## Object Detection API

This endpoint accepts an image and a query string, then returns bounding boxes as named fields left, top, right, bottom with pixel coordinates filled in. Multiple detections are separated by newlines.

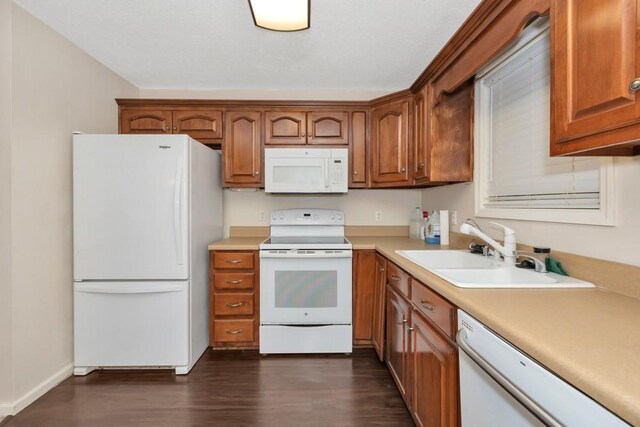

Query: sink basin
left=395, top=250, right=595, bottom=289
left=396, top=250, right=501, bottom=269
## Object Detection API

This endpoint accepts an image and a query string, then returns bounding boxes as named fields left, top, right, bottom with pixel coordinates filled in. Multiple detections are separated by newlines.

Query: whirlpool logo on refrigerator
left=158, top=145, right=171, bottom=149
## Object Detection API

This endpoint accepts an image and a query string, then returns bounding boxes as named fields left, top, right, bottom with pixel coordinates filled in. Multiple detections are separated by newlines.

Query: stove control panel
left=269, top=209, right=345, bottom=225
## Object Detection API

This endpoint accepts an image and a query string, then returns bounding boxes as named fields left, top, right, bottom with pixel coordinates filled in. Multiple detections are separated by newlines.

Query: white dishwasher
left=457, top=310, right=628, bottom=426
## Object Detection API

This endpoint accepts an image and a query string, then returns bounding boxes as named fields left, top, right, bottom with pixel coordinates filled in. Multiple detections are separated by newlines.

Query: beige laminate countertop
left=209, top=235, right=640, bottom=425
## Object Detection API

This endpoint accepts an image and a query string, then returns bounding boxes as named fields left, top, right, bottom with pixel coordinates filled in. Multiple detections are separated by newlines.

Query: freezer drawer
left=74, top=281, right=189, bottom=368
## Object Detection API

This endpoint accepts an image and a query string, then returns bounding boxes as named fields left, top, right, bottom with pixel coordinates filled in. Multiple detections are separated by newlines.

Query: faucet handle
left=489, top=221, right=516, bottom=236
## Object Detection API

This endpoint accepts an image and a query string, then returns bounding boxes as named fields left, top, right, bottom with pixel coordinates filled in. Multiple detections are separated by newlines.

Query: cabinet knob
left=165, top=126, right=170, bottom=131
left=379, top=267, right=385, bottom=272
left=630, top=78, right=640, bottom=92
left=173, top=126, right=177, bottom=131
left=254, top=171, right=259, bottom=176
left=417, top=162, right=424, bottom=169
left=401, top=167, right=406, bottom=172
left=354, top=171, right=359, bottom=175
left=407, top=327, right=415, bottom=333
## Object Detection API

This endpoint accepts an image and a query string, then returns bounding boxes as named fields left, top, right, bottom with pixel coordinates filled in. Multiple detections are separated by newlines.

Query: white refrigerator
left=72, top=134, right=222, bottom=375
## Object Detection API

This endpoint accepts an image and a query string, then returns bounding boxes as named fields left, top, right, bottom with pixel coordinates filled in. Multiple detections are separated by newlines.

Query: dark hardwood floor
left=7, top=349, right=414, bottom=427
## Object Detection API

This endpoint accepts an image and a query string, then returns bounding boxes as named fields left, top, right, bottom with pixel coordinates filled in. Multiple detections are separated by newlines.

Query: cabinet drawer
left=214, top=272, right=254, bottom=290
left=214, top=319, right=255, bottom=342
left=213, top=252, right=254, bottom=270
left=214, top=293, right=254, bottom=316
left=411, top=279, right=455, bottom=339
left=387, top=262, right=410, bottom=298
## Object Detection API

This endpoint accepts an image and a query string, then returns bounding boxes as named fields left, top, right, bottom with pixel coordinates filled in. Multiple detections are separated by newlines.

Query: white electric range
left=259, top=209, right=353, bottom=354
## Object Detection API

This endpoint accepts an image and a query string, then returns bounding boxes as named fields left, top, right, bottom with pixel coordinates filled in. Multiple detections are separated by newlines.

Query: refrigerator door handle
left=173, top=154, right=184, bottom=266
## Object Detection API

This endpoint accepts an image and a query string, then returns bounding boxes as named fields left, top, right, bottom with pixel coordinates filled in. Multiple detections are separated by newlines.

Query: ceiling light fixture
left=248, top=0, right=310, bottom=32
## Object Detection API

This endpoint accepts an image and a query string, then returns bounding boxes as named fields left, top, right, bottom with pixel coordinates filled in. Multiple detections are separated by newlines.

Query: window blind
left=478, top=28, right=600, bottom=210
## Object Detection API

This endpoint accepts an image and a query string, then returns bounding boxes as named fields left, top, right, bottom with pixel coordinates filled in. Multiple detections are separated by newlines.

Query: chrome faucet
left=516, top=251, right=548, bottom=273
left=459, top=219, right=517, bottom=265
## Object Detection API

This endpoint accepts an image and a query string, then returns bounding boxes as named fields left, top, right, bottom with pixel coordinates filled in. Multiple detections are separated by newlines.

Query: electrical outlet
left=259, top=210, right=266, bottom=221
left=375, top=211, right=383, bottom=222
left=451, top=210, right=458, bottom=226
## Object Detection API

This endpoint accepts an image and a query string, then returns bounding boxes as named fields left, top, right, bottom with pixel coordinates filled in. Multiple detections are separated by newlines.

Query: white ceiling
left=13, top=0, right=481, bottom=93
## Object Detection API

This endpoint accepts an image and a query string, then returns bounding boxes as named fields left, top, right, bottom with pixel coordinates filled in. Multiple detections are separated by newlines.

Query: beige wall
left=223, top=189, right=422, bottom=237
left=1, top=4, right=138, bottom=412
left=422, top=156, right=640, bottom=267
left=0, top=0, right=14, bottom=407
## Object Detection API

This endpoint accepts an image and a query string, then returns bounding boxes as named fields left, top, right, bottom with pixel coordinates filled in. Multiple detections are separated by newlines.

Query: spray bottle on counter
left=425, top=210, right=441, bottom=244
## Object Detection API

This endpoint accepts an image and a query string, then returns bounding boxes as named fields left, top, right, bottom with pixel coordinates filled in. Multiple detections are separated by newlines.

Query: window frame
left=473, top=19, right=615, bottom=227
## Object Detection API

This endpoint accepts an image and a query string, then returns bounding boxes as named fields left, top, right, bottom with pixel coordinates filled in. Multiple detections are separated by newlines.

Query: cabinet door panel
left=307, top=111, right=349, bottom=145
left=411, top=311, right=458, bottom=427
left=413, top=88, right=429, bottom=182
left=371, top=99, right=411, bottom=185
left=350, top=111, right=368, bottom=186
left=223, top=111, right=262, bottom=185
left=265, top=111, right=306, bottom=145
left=120, top=109, right=172, bottom=134
left=386, top=286, right=411, bottom=401
left=353, top=251, right=376, bottom=344
left=173, top=110, right=222, bottom=140
left=429, top=82, right=473, bottom=182
left=371, top=254, right=386, bottom=361
left=552, top=0, right=640, bottom=155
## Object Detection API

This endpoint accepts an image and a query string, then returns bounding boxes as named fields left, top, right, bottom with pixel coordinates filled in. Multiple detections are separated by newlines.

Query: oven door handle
left=260, top=250, right=352, bottom=259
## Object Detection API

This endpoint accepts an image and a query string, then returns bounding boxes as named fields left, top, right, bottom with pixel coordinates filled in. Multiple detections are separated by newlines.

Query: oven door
left=260, top=250, right=352, bottom=324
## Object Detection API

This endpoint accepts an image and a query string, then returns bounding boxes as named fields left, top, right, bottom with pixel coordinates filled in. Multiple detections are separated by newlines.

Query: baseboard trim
left=0, top=363, right=73, bottom=416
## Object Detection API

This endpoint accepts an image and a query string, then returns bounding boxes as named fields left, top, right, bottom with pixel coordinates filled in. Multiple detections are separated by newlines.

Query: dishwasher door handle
left=456, top=328, right=563, bottom=427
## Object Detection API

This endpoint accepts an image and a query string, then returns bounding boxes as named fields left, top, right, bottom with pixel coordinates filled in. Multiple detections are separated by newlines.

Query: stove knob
left=331, top=215, right=336, bottom=220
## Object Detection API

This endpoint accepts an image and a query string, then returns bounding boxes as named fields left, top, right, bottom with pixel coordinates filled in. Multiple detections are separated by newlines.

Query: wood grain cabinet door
left=307, top=111, right=349, bottom=145
left=410, top=311, right=458, bottom=427
left=371, top=99, right=411, bottom=185
left=352, top=250, right=376, bottom=344
left=223, top=111, right=262, bottom=186
left=371, top=254, right=387, bottom=362
left=386, top=285, right=412, bottom=403
left=413, top=89, right=430, bottom=183
left=552, top=0, right=640, bottom=156
left=120, top=109, right=172, bottom=134
left=429, top=82, right=473, bottom=182
left=265, top=111, right=306, bottom=145
left=350, top=111, right=368, bottom=186
left=173, top=110, right=222, bottom=140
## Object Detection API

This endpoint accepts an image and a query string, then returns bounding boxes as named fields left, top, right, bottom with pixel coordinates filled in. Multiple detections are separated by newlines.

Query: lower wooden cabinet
left=383, top=256, right=459, bottom=426
left=386, top=285, right=412, bottom=404
left=410, top=309, right=459, bottom=427
left=352, top=250, right=376, bottom=344
left=209, top=250, right=259, bottom=348
left=371, top=254, right=387, bottom=361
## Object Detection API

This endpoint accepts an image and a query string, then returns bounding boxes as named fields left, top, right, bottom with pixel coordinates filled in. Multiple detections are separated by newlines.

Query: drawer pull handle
left=420, top=301, right=435, bottom=312
left=225, top=279, right=243, bottom=284
left=225, top=302, right=245, bottom=308
left=225, top=329, right=243, bottom=335
left=225, top=260, right=243, bottom=264
left=391, top=275, right=401, bottom=282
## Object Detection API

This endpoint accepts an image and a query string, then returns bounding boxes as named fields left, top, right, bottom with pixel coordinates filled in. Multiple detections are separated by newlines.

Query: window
left=474, top=18, right=614, bottom=226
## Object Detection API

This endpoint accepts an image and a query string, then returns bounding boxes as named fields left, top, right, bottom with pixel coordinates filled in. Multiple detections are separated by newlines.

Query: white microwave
left=264, top=148, right=348, bottom=194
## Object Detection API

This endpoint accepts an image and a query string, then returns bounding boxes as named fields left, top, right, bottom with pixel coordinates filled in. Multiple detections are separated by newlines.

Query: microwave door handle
left=325, top=158, right=330, bottom=188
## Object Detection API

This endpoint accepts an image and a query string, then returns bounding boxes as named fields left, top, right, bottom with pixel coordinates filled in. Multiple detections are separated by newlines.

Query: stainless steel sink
left=395, top=250, right=594, bottom=289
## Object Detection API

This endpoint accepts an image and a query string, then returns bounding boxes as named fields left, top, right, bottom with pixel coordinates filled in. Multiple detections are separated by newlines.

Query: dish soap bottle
left=425, top=210, right=441, bottom=244
left=409, top=207, right=422, bottom=239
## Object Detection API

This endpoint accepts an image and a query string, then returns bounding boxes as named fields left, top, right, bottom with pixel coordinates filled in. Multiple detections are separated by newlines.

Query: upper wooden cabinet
left=428, top=81, right=474, bottom=183
left=265, top=111, right=349, bottom=145
left=223, top=111, right=262, bottom=187
left=120, top=107, right=222, bottom=142
left=552, top=0, right=640, bottom=156
left=350, top=111, right=368, bottom=187
left=412, top=87, right=429, bottom=184
left=371, top=97, right=412, bottom=186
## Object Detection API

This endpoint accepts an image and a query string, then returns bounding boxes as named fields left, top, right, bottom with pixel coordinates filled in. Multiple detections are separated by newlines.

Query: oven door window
left=274, top=271, right=338, bottom=308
